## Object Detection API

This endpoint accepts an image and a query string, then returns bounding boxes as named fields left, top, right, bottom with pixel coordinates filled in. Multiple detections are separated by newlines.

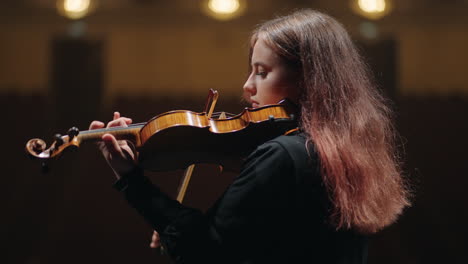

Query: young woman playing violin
left=90, top=9, right=410, bottom=264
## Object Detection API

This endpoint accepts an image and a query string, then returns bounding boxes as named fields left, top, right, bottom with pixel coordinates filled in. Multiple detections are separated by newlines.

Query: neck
left=78, top=123, right=144, bottom=145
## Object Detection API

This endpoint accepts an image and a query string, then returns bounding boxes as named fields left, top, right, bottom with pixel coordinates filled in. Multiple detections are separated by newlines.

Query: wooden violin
left=26, top=90, right=298, bottom=173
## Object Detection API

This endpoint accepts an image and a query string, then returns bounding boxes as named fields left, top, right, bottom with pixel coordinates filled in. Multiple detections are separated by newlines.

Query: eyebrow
left=252, top=61, right=268, bottom=67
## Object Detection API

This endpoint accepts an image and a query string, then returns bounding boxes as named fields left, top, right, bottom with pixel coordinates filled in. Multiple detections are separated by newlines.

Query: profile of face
left=243, top=35, right=299, bottom=108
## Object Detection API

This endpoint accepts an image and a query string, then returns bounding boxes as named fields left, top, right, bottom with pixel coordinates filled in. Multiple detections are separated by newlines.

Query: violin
left=26, top=90, right=298, bottom=173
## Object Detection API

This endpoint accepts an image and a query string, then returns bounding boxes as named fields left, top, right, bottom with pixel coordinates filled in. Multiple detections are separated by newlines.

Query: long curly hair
left=250, top=9, right=410, bottom=234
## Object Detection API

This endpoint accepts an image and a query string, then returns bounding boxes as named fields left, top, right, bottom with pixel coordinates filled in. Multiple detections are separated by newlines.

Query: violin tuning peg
left=268, top=115, right=275, bottom=123
left=54, top=134, right=64, bottom=147
left=67, top=127, right=79, bottom=139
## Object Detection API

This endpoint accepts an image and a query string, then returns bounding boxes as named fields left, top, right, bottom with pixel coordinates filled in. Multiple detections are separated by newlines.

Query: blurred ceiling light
left=202, top=0, right=246, bottom=21
left=351, top=0, right=392, bottom=20
left=209, top=0, right=239, bottom=13
left=359, top=0, right=385, bottom=13
left=56, top=0, right=97, bottom=20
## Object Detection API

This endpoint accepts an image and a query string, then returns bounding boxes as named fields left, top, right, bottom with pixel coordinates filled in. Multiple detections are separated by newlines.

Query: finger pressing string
left=102, top=134, right=122, bottom=155
left=106, top=117, right=132, bottom=128
left=89, top=121, right=105, bottom=130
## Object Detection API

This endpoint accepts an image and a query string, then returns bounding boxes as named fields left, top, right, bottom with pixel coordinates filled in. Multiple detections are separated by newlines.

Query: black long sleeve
left=114, top=134, right=368, bottom=264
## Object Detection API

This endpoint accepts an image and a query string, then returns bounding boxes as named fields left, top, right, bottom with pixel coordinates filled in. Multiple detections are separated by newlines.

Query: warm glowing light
left=358, top=0, right=386, bottom=13
left=202, top=0, right=246, bottom=21
left=351, top=0, right=392, bottom=20
left=56, top=0, right=96, bottom=20
left=64, top=0, right=90, bottom=13
left=208, top=0, right=240, bottom=14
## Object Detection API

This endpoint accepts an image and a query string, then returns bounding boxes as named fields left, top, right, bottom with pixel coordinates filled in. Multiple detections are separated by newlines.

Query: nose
left=243, top=73, right=256, bottom=96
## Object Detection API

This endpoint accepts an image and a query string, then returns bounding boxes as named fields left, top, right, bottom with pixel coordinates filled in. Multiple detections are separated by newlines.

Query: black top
left=115, top=133, right=368, bottom=264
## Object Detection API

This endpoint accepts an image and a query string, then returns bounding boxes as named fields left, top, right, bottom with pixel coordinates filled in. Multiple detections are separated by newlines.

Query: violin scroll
left=26, top=128, right=81, bottom=160
left=26, top=138, right=47, bottom=155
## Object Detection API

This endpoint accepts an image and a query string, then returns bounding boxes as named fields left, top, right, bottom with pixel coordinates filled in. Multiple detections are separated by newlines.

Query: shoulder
left=249, top=132, right=311, bottom=158
left=243, top=133, right=307, bottom=168
left=269, top=132, right=311, bottom=156
left=242, top=137, right=295, bottom=179
left=265, top=132, right=318, bottom=170
left=242, top=132, right=319, bottom=182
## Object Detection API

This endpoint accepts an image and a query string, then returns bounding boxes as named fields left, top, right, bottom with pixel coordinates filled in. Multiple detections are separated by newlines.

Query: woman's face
left=243, top=36, right=298, bottom=108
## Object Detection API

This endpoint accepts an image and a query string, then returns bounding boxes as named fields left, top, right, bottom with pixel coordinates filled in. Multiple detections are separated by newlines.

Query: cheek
left=260, top=81, right=290, bottom=104
left=275, top=71, right=299, bottom=98
left=271, top=79, right=295, bottom=98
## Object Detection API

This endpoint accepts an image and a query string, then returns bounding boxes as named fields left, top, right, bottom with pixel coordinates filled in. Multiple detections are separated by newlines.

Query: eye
left=255, top=71, right=267, bottom=77
left=253, top=64, right=268, bottom=78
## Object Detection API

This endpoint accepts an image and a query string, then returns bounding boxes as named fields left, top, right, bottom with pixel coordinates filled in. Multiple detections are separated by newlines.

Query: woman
left=90, top=9, right=410, bottom=263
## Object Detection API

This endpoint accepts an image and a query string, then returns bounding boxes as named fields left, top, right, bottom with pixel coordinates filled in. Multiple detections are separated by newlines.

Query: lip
left=251, top=100, right=259, bottom=108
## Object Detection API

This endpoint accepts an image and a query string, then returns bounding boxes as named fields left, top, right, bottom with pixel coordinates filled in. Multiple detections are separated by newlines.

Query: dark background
left=1, top=1, right=467, bottom=263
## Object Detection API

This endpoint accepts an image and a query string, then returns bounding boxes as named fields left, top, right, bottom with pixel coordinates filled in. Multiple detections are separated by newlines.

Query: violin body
left=137, top=104, right=297, bottom=172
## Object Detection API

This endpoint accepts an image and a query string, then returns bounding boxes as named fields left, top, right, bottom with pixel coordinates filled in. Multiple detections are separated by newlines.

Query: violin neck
left=78, top=125, right=143, bottom=145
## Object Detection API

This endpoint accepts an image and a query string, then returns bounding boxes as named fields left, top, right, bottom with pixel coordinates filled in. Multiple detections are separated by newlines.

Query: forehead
left=251, top=37, right=281, bottom=66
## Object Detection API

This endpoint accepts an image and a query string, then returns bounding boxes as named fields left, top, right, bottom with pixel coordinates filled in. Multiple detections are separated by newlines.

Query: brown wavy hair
left=250, top=9, right=410, bottom=234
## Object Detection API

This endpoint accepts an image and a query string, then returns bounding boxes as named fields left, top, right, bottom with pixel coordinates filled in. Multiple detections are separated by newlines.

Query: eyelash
left=255, top=71, right=267, bottom=77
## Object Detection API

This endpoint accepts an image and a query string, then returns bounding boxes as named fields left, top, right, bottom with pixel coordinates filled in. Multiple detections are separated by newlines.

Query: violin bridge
left=219, top=111, right=227, bottom=119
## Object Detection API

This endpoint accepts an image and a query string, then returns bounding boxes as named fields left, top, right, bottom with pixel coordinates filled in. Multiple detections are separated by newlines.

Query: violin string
left=128, top=122, right=146, bottom=127
left=81, top=111, right=237, bottom=135
left=81, top=124, right=145, bottom=135
left=211, top=112, right=236, bottom=118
